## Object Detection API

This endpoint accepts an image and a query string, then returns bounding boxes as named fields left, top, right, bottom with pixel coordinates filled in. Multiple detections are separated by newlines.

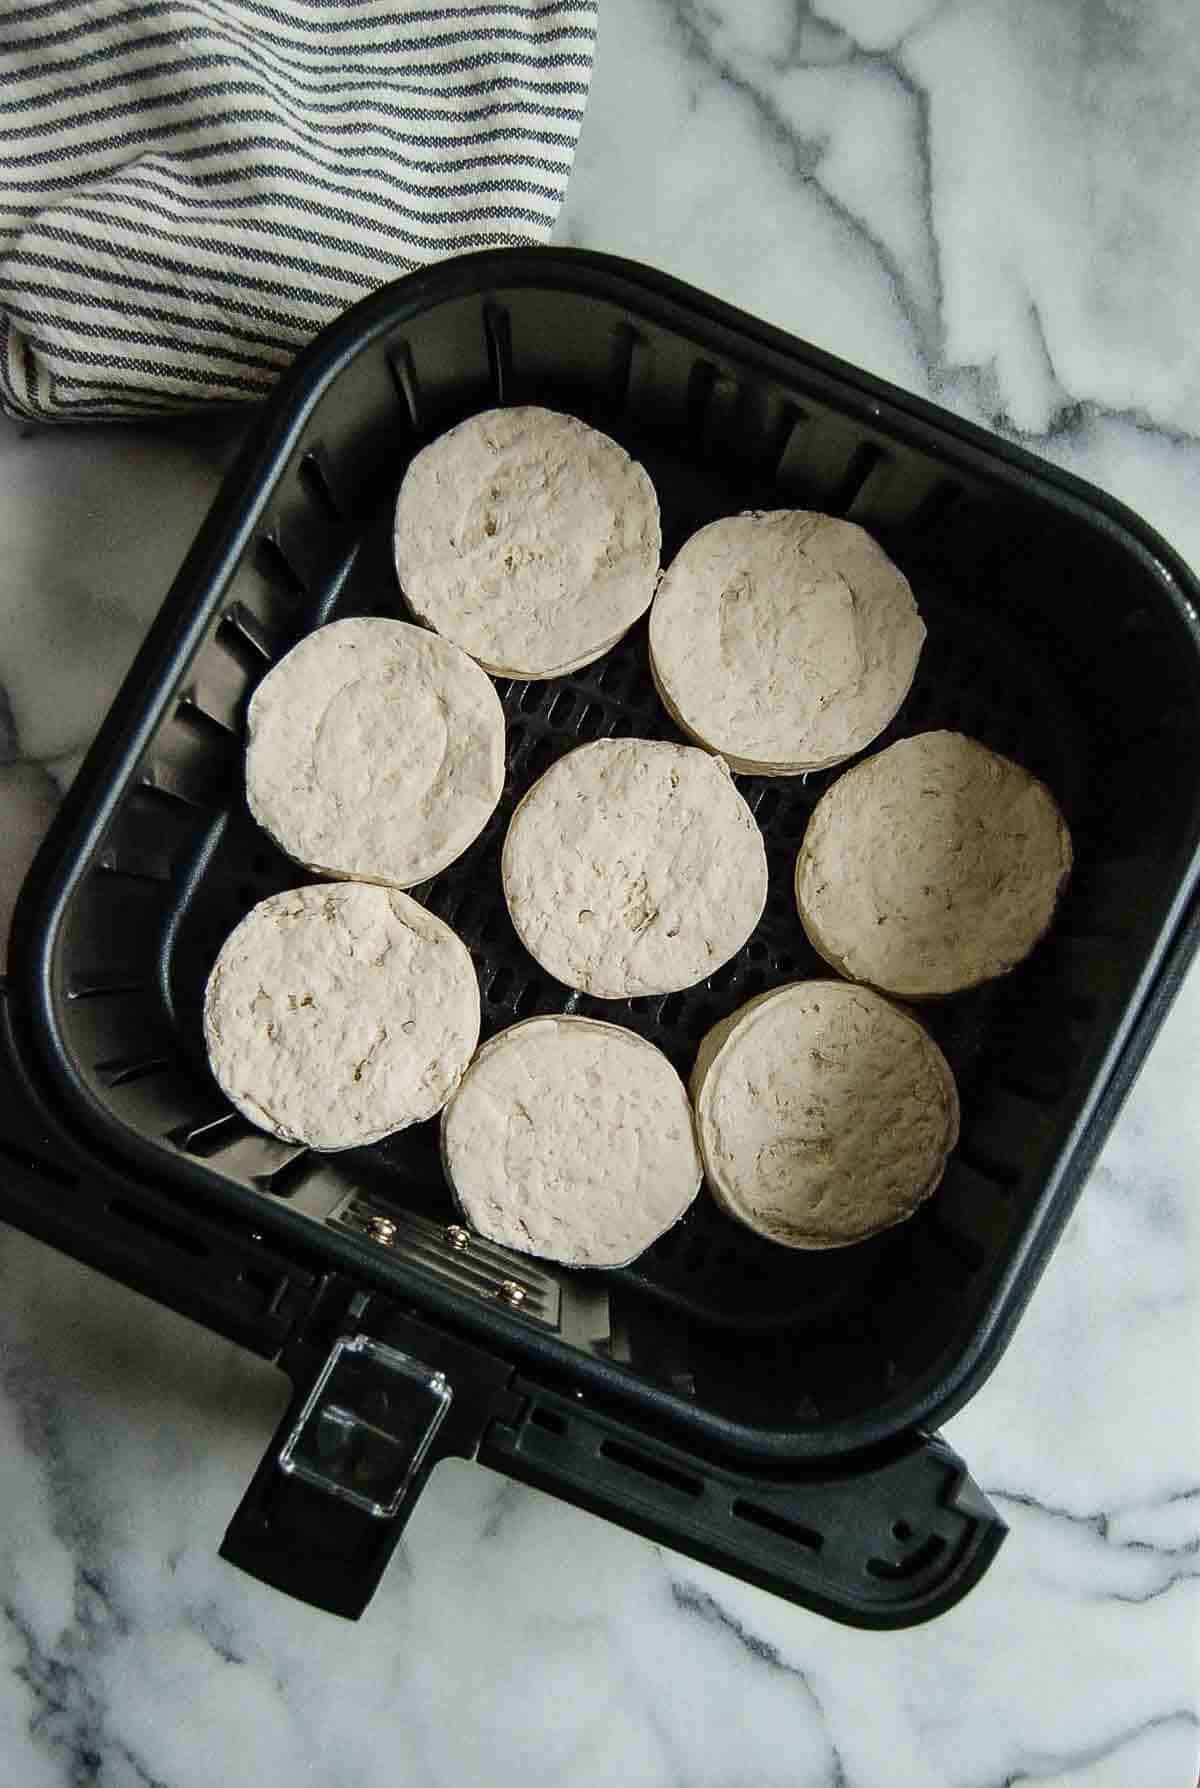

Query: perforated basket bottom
left=165, top=430, right=1088, bottom=1339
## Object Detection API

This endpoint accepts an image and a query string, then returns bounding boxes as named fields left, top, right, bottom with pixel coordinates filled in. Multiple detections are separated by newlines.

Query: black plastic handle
left=220, top=1307, right=522, bottom=1618
left=482, top=1383, right=1005, bottom=1630
left=219, top=1290, right=1004, bottom=1627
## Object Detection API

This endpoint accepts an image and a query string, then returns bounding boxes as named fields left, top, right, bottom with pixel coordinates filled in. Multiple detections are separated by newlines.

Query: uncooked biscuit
left=441, top=1015, right=701, bottom=1267
left=204, top=882, right=480, bottom=1151
left=393, top=406, right=661, bottom=678
left=692, top=981, right=959, bottom=1249
left=795, top=730, right=1072, bottom=997
left=501, top=737, right=768, bottom=998
left=245, top=616, right=504, bottom=889
left=649, top=510, right=925, bottom=774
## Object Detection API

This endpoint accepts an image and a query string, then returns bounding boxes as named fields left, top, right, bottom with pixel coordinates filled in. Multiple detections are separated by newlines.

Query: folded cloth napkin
left=0, top=0, right=597, bottom=420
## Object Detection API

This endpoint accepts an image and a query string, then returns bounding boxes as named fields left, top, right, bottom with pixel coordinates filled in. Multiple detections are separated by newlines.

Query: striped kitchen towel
left=0, top=0, right=598, bottom=421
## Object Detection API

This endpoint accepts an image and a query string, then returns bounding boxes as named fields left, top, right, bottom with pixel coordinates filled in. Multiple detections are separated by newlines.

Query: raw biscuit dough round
left=501, top=737, right=768, bottom=998
left=795, top=730, right=1073, bottom=998
left=204, top=882, right=480, bottom=1151
left=692, top=980, right=959, bottom=1249
left=649, top=510, right=925, bottom=774
left=441, top=1015, right=701, bottom=1267
left=393, top=406, right=661, bottom=678
left=245, top=616, right=504, bottom=889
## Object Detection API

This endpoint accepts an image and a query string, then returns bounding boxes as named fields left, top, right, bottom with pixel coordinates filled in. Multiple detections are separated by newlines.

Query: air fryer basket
left=6, top=250, right=1200, bottom=1628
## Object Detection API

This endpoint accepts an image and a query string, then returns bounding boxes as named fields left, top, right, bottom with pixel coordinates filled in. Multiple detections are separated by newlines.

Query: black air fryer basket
left=6, top=251, right=1200, bottom=1628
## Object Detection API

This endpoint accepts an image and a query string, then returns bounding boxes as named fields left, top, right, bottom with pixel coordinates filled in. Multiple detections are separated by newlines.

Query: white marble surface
left=2, top=2, right=1199, bottom=1783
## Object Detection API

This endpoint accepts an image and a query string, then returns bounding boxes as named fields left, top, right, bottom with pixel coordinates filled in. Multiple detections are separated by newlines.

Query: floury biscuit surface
left=394, top=406, right=661, bottom=677
left=204, top=883, right=480, bottom=1151
left=442, top=1015, right=701, bottom=1267
left=796, top=730, right=1072, bottom=997
left=501, top=737, right=768, bottom=997
left=649, top=510, right=925, bottom=774
left=692, top=981, right=959, bottom=1249
left=246, top=617, right=504, bottom=889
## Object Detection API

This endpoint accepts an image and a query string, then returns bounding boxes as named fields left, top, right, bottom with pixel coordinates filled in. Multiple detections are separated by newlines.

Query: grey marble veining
left=1, top=2, right=1198, bottom=1783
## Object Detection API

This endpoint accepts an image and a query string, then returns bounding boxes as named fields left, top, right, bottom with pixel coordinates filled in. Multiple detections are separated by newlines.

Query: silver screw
left=497, top=1279, right=526, bottom=1308
left=366, top=1214, right=398, bottom=1246
left=445, top=1224, right=471, bottom=1253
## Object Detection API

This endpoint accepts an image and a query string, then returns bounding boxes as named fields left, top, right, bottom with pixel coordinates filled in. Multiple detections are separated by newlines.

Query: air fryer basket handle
left=481, top=1382, right=1006, bottom=1630
left=219, top=1308, right=522, bottom=1618
left=220, top=1292, right=1004, bottom=1627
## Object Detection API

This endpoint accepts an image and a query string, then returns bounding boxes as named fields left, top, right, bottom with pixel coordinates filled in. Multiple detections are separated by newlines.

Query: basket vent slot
left=95, top=852, right=171, bottom=885
left=608, top=320, right=639, bottom=413
left=528, top=1405, right=567, bottom=1437
left=298, top=449, right=343, bottom=522
left=238, top=1264, right=290, bottom=1311
left=108, top=1197, right=208, bottom=1258
left=483, top=302, right=513, bottom=403
left=686, top=358, right=719, bottom=436
left=833, top=441, right=886, bottom=514
left=169, top=1114, right=245, bottom=1158
left=176, top=695, right=238, bottom=743
left=256, top=534, right=307, bottom=602
left=731, top=1499, right=823, bottom=1553
left=953, top=1142, right=1021, bottom=1190
left=761, top=402, right=805, bottom=482
left=387, top=338, right=422, bottom=427
left=910, top=479, right=964, bottom=539
left=95, top=1054, right=171, bottom=1089
left=67, top=979, right=147, bottom=1002
left=253, top=1150, right=312, bottom=1198
left=219, top=602, right=279, bottom=664
left=0, top=1138, right=79, bottom=1191
left=598, top=1439, right=703, bottom=1499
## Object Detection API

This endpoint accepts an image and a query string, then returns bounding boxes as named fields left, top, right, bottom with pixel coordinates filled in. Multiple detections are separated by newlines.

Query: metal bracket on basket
left=325, top=1193, right=613, bottom=1352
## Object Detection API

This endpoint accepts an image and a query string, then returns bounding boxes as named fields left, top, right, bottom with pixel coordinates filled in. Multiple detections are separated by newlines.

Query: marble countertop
left=2, top=3, right=1198, bottom=1784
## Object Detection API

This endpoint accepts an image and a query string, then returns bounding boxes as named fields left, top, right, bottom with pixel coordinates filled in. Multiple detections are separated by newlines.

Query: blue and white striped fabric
left=0, top=1, right=597, bottom=420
